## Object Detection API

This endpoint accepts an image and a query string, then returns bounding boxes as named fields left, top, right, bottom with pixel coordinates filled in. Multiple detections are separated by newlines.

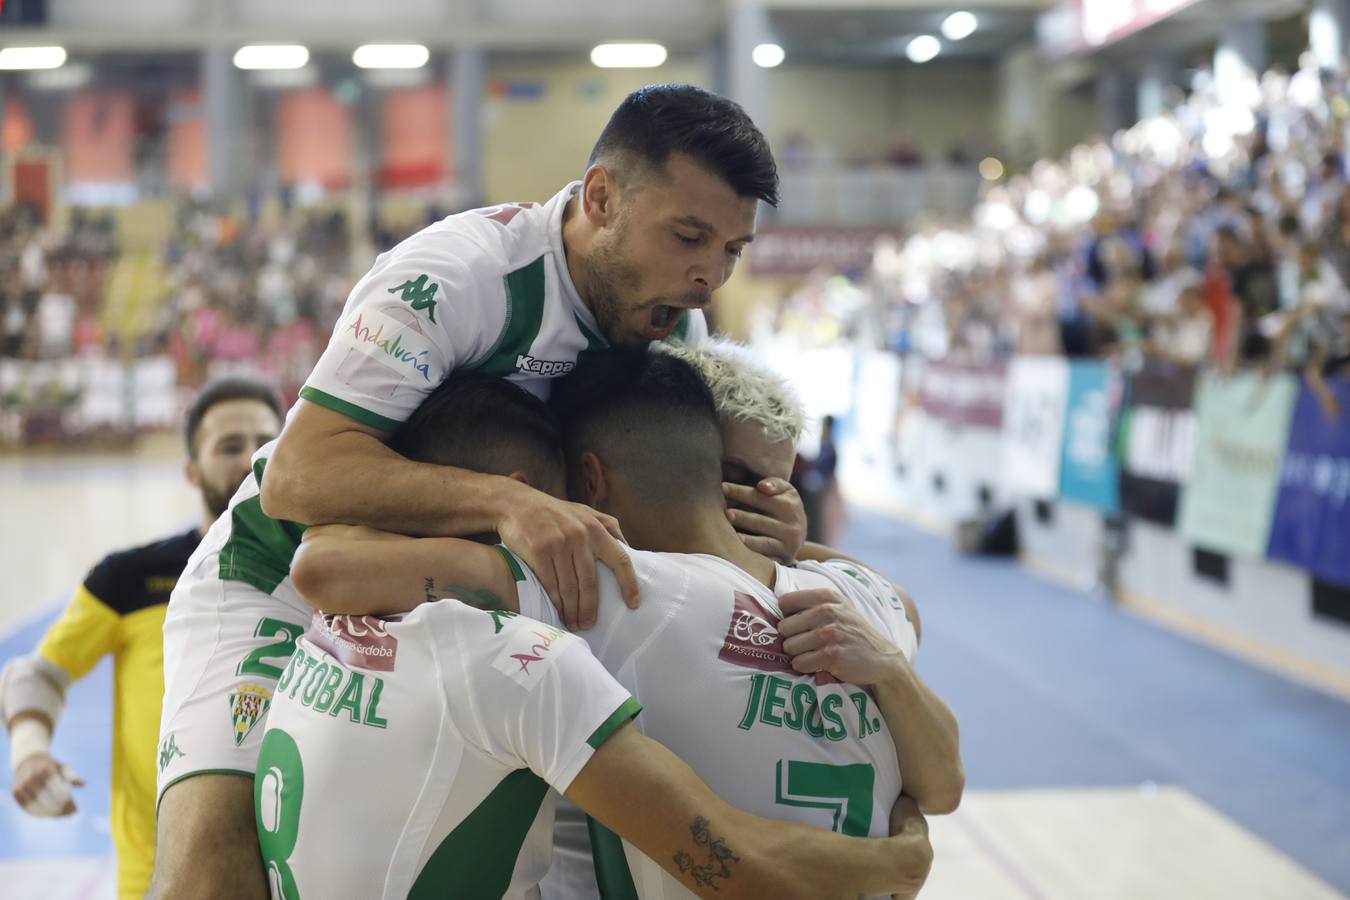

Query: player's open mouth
left=643, top=304, right=681, bottom=340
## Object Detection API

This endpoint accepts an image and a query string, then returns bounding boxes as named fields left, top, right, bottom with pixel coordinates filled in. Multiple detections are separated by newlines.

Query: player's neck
left=627, top=506, right=776, bottom=587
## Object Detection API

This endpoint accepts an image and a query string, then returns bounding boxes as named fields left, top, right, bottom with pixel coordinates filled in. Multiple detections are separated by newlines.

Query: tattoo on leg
left=672, top=816, right=740, bottom=891
left=422, top=578, right=503, bottom=611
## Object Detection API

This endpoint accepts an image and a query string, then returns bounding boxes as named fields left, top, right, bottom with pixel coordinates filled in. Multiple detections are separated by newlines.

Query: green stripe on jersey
left=407, top=768, right=550, bottom=900
left=218, top=458, right=307, bottom=595
left=297, top=386, right=401, bottom=432
left=588, top=817, right=640, bottom=900
left=587, top=698, right=642, bottom=750
left=475, top=256, right=547, bottom=376
left=665, top=311, right=691, bottom=344
left=573, top=313, right=608, bottom=370
left=493, top=544, right=526, bottom=583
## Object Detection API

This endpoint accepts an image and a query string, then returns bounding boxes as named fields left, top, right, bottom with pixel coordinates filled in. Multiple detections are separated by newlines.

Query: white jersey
left=256, top=602, right=638, bottom=900
left=219, top=184, right=707, bottom=595
left=509, top=547, right=918, bottom=900
left=300, top=182, right=705, bottom=430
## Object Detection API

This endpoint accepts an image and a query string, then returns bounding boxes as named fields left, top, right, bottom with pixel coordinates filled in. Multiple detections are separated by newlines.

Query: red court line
left=953, top=807, right=1057, bottom=900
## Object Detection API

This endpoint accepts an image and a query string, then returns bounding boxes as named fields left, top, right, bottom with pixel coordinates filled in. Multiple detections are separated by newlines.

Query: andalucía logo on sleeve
left=228, top=683, right=273, bottom=746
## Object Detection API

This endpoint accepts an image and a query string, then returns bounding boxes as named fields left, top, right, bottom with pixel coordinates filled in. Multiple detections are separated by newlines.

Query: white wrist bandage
left=9, top=717, right=50, bottom=771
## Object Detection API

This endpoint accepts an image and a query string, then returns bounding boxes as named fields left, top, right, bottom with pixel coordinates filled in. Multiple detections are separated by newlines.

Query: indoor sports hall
left=2, top=2, right=1348, bottom=899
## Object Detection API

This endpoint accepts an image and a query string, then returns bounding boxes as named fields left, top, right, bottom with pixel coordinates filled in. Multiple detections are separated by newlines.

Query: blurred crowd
left=844, top=53, right=1350, bottom=414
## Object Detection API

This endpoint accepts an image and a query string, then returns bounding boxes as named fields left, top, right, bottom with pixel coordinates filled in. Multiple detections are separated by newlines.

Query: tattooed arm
left=567, top=723, right=933, bottom=900
left=290, top=524, right=519, bottom=617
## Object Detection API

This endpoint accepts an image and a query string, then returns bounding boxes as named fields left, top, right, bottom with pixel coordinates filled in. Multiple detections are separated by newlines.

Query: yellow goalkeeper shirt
left=35, top=527, right=199, bottom=900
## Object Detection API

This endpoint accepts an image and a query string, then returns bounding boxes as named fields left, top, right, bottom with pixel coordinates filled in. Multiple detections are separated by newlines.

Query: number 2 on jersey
left=256, top=728, right=305, bottom=899
left=774, top=760, right=875, bottom=837
left=238, top=617, right=306, bottom=679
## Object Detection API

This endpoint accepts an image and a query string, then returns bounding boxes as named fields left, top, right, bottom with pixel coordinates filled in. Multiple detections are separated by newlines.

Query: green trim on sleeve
left=493, top=544, right=527, bottom=583
left=588, top=816, right=641, bottom=900
left=156, top=768, right=256, bottom=817
left=586, top=697, right=642, bottom=751
left=297, top=386, right=401, bottom=432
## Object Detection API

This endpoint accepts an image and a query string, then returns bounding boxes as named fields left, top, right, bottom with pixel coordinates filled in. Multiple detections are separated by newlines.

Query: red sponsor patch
left=307, top=614, right=402, bottom=672
left=719, top=592, right=836, bottom=684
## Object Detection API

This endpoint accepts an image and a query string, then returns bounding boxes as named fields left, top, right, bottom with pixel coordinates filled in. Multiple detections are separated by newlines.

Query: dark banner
left=746, top=228, right=899, bottom=277
left=919, top=360, right=1008, bottom=430
left=1119, top=365, right=1197, bottom=526
left=1267, top=377, right=1350, bottom=587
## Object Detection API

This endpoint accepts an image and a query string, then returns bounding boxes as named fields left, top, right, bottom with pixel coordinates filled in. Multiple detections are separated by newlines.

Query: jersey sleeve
left=37, top=575, right=124, bottom=683
left=299, top=232, right=507, bottom=432
left=495, top=546, right=564, bottom=631
left=803, top=560, right=918, bottom=663
left=441, top=607, right=639, bottom=794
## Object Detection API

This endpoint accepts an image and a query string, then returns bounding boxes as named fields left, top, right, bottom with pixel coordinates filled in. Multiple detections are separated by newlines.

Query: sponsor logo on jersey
left=228, top=683, right=273, bottom=747
left=308, top=614, right=402, bottom=673
left=157, top=733, right=185, bottom=773
left=339, top=308, right=438, bottom=383
left=515, top=354, right=575, bottom=377
left=492, top=619, right=574, bottom=689
left=719, top=592, right=837, bottom=684
left=387, top=274, right=439, bottom=323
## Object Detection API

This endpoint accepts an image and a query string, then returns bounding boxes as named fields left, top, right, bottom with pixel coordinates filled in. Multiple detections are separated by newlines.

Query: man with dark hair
left=152, top=84, right=794, bottom=900
left=0, top=376, right=282, bottom=900
left=291, top=356, right=960, bottom=899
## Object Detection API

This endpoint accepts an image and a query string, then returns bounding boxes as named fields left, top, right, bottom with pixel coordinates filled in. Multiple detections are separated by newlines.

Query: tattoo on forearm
left=672, top=816, right=740, bottom=891
left=423, top=577, right=503, bottom=610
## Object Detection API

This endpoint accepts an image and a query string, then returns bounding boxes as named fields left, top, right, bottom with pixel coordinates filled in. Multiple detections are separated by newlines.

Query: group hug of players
left=2, top=83, right=962, bottom=899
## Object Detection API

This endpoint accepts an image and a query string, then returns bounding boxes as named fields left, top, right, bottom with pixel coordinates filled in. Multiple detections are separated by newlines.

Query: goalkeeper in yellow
left=0, top=377, right=282, bottom=900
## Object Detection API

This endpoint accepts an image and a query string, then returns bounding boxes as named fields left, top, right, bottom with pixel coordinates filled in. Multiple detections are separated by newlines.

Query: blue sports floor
left=2, top=509, right=1348, bottom=898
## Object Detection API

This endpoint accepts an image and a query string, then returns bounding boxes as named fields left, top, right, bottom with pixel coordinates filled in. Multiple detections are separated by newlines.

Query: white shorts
left=156, top=515, right=312, bottom=804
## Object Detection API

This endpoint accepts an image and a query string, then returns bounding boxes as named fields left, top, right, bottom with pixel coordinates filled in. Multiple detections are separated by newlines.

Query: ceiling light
left=590, top=43, right=667, bottom=69
left=979, top=157, right=1004, bottom=180
left=907, top=35, right=941, bottom=64
left=233, top=44, right=310, bottom=71
left=942, top=12, right=978, bottom=42
left=0, top=46, right=67, bottom=70
left=753, top=43, right=785, bottom=68
left=353, top=44, right=430, bottom=70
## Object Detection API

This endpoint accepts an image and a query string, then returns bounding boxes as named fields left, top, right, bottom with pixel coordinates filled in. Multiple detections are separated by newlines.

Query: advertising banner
left=1119, top=365, right=1197, bottom=526
left=919, top=360, right=1007, bottom=430
left=1268, top=377, right=1350, bottom=586
left=1177, top=372, right=1298, bottom=556
left=1003, top=356, right=1070, bottom=497
left=1058, top=360, right=1121, bottom=512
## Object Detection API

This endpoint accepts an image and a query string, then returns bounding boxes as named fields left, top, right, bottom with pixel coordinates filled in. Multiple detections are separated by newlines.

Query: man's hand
left=497, top=487, right=640, bottom=630
left=888, top=795, right=931, bottom=900
left=723, top=478, right=807, bottom=564
left=778, top=588, right=904, bottom=686
left=11, top=753, right=83, bottom=817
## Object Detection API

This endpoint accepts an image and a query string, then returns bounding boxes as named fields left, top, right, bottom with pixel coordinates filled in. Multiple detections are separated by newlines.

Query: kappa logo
left=228, top=683, right=273, bottom=747
left=387, top=274, right=439, bottom=323
left=157, top=733, right=185, bottom=773
left=491, top=619, right=574, bottom=689
left=719, top=592, right=837, bottom=684
left=515, top=354, right=574, bottom=377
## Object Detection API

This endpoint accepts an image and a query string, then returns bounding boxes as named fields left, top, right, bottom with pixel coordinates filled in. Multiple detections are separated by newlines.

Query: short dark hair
left=183, top=377, right=284, bottom=458
left=550, top=350, right=723, bottom=504
left=588, top=83, right=779, bottom=207
left=391, top=373, right=564, bottom=492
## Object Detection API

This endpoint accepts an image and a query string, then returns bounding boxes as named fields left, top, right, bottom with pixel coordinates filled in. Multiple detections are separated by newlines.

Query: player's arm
left=568, top=723, right=933, bottom=900
left=290, top=524, right=524, bottom=618
left=262, top=402, right=637, bottom=628
left=796, top=542, right=922, bottom=643
left=779, top=587, right=963, bottom=815
left=2, top=583, right=117, bottom=816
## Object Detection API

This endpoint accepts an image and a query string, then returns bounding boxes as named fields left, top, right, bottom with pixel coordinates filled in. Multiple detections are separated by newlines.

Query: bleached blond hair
left=656, top=339, right=804, bottom=446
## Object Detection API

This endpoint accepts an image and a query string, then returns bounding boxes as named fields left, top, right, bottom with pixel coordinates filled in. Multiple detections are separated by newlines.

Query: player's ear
left=580, top=164, right=616, bottom=227
left=505, top=470, right=531, bottom=486
left=184, top=458, right=201, bottom=489
left=579, top=451, right=608, bottom=505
